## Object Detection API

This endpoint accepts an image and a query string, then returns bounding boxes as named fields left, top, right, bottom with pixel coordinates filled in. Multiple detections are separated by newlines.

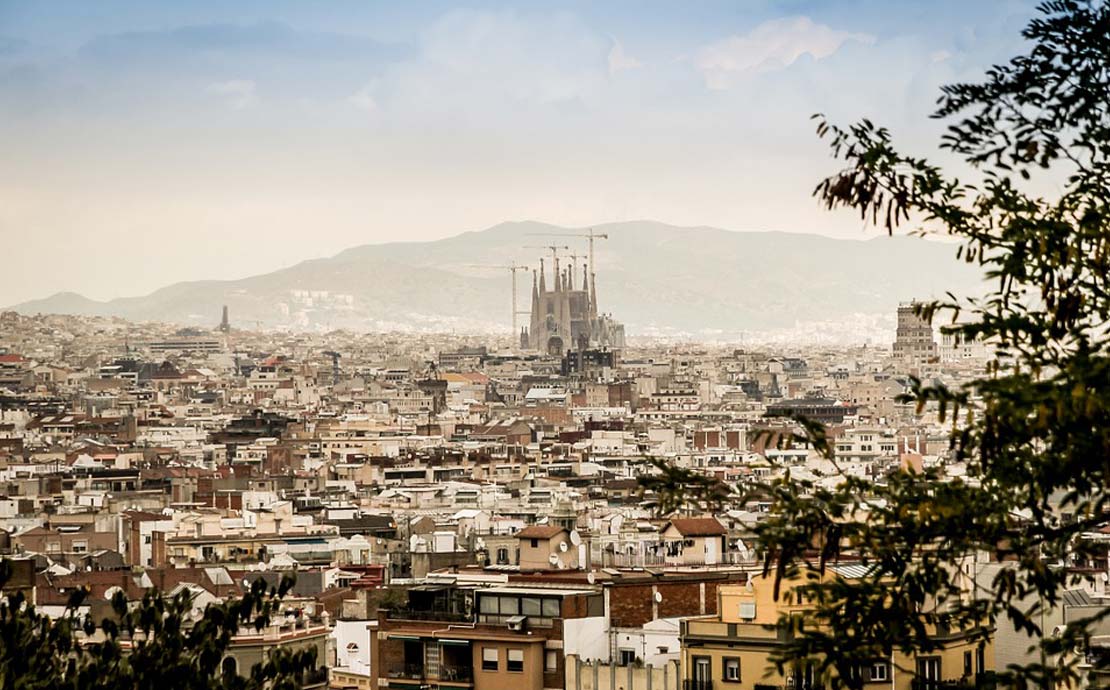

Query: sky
left=0, top=0, right=1039, bottom=305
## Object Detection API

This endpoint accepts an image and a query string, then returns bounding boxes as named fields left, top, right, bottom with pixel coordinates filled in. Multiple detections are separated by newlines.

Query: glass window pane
left=500, top=597, right=519, bottom=615
left=542, top=599, right=560, bottom=617
left=522, top=597, right=542, bottom=616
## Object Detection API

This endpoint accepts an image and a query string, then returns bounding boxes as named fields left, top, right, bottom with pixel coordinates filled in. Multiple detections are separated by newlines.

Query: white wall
left=563, top=616, right=610, bottom=662
left=331, top=619, right=374, bottom=674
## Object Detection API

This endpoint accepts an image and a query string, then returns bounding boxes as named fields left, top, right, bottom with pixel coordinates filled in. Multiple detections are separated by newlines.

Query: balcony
left=438, top=666, right=474, bottom=684
left=384, top=663, right=425, bottom=681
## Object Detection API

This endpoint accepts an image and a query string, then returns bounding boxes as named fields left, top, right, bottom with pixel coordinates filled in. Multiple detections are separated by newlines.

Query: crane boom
left=525, top=230, right=608, bottom=277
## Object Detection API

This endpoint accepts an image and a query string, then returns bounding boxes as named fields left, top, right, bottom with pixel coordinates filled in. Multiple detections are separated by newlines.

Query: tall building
left=893, top=301, right=936, bottom=362
left=219, top=305, right=230, bottom=333
left=521, top=258, right=625, bottom=355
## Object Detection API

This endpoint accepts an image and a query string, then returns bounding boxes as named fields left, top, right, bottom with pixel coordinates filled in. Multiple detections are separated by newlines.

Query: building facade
left=522, top=259, right=625, bottom=355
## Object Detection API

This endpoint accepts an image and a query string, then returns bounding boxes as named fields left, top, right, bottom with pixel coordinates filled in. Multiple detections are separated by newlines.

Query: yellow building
left=680, top=565, right=993, bottom=690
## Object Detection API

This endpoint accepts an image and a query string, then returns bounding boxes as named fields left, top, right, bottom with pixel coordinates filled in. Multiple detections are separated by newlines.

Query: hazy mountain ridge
left=10, top=221, right=982, bottom=336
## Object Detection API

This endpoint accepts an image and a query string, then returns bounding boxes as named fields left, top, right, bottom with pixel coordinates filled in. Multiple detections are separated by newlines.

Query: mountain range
left=9, top=221, right=984, bottom=338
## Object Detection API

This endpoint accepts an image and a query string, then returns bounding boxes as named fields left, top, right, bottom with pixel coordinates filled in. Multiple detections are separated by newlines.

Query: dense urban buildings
left=0, top=302, right=1090, bottom=690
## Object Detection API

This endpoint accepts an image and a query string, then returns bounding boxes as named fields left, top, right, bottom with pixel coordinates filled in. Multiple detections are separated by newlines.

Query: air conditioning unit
left=507, top=615, right=527, bottom=632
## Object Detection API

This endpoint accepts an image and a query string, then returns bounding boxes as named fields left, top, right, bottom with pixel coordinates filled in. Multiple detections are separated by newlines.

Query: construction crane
left=566, top=252, right=587, bottom=289
left=464, top=264, right=531, bottom=335
left=522, top=244, right=569, bottom=264
left=525, top=230, right=608, bottom=277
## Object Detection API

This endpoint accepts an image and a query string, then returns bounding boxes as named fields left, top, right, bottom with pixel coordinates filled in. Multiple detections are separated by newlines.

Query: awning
left=440, top=639, right=471, bottom=646
left=388, top=634, right=421, bottom=641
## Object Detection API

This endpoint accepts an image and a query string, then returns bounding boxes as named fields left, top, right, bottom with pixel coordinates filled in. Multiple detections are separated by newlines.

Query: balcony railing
left=438, top=666, right=474, bottom=683
left=684, top=680, right=713, bottom=690
left=384, top=664, right=425, bottom=680
left=385, top=608, right=474, bottom=623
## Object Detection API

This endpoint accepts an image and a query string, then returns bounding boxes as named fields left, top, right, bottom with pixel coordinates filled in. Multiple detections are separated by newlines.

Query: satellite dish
left=569, top=530, right=582, bottom=546
left=654, top=591, right=663, bottom=603
left=549, top=553, right=560, bottom=566
left=587, top=572, right=596, bottom=585
left=559, top=541, right=569, bottom=552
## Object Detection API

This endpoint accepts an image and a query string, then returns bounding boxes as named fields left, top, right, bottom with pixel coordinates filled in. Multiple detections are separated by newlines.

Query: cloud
left=207, top=79, right=255, bottom=109
left=348, top=84, right=377, bottom=112
left=351, top=9, right=611, bottom=123
left=608, top=37, right=641, bottom=76
left=697, top=16, right=874, bottom=90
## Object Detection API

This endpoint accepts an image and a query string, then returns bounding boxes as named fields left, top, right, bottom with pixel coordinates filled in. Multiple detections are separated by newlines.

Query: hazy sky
left=0, top=0, right=1037, bottom=304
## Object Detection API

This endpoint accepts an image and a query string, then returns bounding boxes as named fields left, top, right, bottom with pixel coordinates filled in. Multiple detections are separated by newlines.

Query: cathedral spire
left=538, top=259, right=546, bottom=294
left=553, top=256, right=560, bottom=291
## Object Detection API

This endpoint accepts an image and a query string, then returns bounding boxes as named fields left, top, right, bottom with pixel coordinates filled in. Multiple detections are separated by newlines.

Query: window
left=530, top=539, right=539, bottom=548
left=724, top=658, right=741, bottom=682
left=508, top=649, right=524, bottom=673
left=739, top=602, right=756, bottom=620
left=964, top=651, right=972, bottom=677
left=480, top=597, right=499, bottom=614
left=693, top=657, right=712, bottom=684
left=482, top=648, right=499, bottom=671
left=619, top=650, right=636, bottom=666
left=523, top=597, right=542, bottom=616
left=497, top=547, right=510, bottom=564
left=72, top=540, right=88, bottom=554
left=976, top=647, right=985, bottom=675
left=917, top=658, right=941, bottom=682
left=545, top=650, right=558, bottom=673
left=870, top=663, right=888, bottom=682
left=542, top=598, right=560, bottom=617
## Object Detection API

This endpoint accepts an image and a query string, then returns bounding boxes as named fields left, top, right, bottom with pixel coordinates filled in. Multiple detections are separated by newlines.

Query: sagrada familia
left=521, top=257, right=626, bottom=355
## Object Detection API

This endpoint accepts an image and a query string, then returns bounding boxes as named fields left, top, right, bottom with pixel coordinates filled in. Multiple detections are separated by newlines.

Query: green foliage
left=759, top=2, right=1110, bottom=689
left=638, top=456, right=733, bottom=516
left=374, top=586, right=408, bottom=612
left=640, top=2, right=1110, bottom=689
left=0, top=560, right=318, bottom=690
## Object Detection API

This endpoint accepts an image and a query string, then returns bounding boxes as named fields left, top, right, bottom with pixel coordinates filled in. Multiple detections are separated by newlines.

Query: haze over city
left=2, top=0, right=1035, bottom=305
